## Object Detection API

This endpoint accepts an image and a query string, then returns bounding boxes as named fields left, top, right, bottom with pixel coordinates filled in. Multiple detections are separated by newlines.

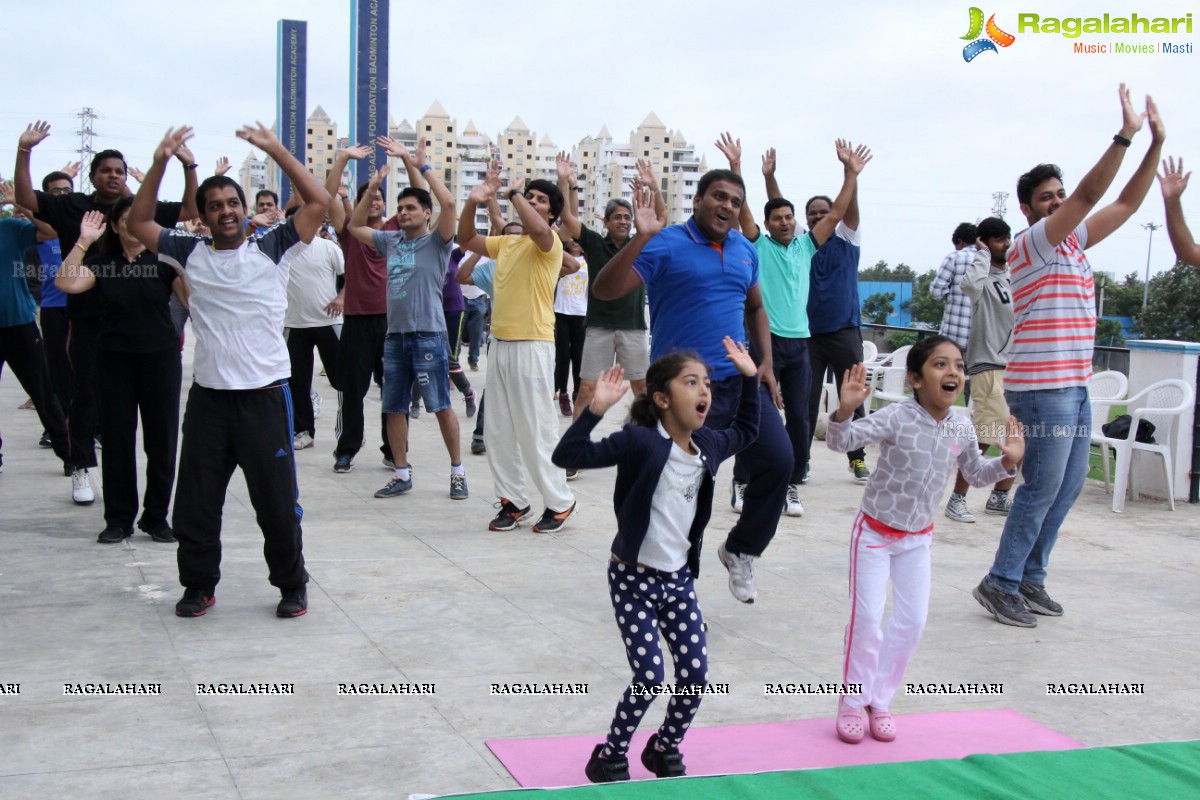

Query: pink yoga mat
left=486, top=708, right=1082, bottom=787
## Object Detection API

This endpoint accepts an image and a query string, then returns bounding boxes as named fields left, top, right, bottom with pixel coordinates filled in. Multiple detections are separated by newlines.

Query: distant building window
left=445, top=168, right=452, bottom=183
left=316, top=135, right=324, bottom=142
left=447, top=126, right=454, bottom=133
left=664, top=137, right=670, bottom=144
left=306, top=143, right=312, bottom=149
left=307, top=128, right=313, bottom=134
left=644, top=136, right=650, bottom=142
left=436, top=147, right=443, bottom=155
left=661, top=178, right=668, bottom=191
left=508, top=138, right=513, bottom=145
left=327, top=158, right=333, bottom=165
left=435, top=133, right=443, bottom=141
left=517, top=144, right=524, bottom=152
left=426, top=125, right=432, bottom=131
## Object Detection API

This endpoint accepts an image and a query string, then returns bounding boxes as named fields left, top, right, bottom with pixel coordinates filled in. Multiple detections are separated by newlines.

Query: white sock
left=450, top=463, right=465, bottom=477
left=395, top=467, right=411, bottom=481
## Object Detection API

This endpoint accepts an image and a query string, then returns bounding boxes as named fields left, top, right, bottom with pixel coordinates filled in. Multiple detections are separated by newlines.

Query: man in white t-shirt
left=282, top=208, right=344, bottom=451
left=130, top=123, right=331, bottom=621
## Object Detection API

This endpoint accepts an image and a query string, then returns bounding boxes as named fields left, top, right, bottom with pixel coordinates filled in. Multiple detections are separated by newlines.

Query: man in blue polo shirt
left=592, top=170, right=789, bottom=604
left=715, top=135, right=871, bottom=518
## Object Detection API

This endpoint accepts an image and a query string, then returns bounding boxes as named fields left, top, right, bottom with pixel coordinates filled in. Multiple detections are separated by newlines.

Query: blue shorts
left=382, top=331, right=451, bottom=414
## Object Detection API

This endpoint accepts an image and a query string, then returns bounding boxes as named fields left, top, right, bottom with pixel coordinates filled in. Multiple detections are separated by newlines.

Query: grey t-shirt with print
left=372, top=229, right=453, bottom=334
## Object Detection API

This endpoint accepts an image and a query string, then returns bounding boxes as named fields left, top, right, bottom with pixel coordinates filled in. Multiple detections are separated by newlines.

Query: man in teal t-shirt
left=716, top=136, right=871, bottom=517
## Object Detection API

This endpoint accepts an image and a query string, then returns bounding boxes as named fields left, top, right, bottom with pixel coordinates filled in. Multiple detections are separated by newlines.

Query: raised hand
left=0, top=180, right=14, bottom=205
left=18, top=121, right=51, bottom=150
left=413, top=136, right=428, bottom=169
left=1146, top=95, right=1165, bottom=143
left=555, top=151, right=576, bottom=183
left=632, top=186, right=666, bottom=238
left=589, top=366, right=628, bottom=416
left=761, top=148, right=777, bottom=177
left=837, top=363, right=873, bottom=417
left=836, top=139, right=873, bottom=174
left=507, top=170, right=526, bottom=199
left=376, top=135, right=411, bottom=160
left=128, top=167, right=146, bottom=184
left=998, top=415, right=1025, bottom=469
left=369, top=163, right=391, bottom=185
left=1118, top=83, right=1147, bottom=138
left=632, top=157, right=656, bottom=192
left=175, top=137, right=197, bottom=167
left=1158, top=156, right=1192, bottom=201
left=235, top=121, right=280, bottom=151
left=214, top=156, right=231, bottom=176
left=152, top=126, right=195, bottom=164
left=60, top=161, right=82, bottom=180
left=340, top=144, right=373, bottom=160
left=78, top=209, right=106, bottom=246
left=723, top=337, right=756, bottom=377
left=715, top=131, right=741, bottom=167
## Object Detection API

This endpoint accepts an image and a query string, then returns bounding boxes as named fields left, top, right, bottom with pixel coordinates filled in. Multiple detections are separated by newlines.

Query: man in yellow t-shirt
left=458, top=160, right=575, bottom=533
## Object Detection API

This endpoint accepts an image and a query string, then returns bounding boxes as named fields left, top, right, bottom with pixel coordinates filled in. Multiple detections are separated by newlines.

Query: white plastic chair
left=1088, top=370, right=1129, bottom=488
left=1091, top=378, right=1193, bottom=512
left=862, top=340, right=878, bottom=365
left=871, top=365, right=909, bottom=410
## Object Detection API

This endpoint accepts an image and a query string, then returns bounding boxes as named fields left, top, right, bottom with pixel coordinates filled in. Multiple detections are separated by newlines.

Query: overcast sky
left=5, top=0, right=1197, bottom=282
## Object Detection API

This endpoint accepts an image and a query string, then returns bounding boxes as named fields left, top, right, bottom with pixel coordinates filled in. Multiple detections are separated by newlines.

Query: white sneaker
left=785, top=484, right=805, bottom=517
left=294, top=431, right=314, bottom=450
left=311, top=391, right=323, bottom=420
left=71, top=468, right=95, bottom=505
left=985, top=491, right=1013, bottom=515
left=944, top=493, right=975, bottom=523
left=730, top=480, right=746, bottom=514
left=717, top=542, right=757, bottom=603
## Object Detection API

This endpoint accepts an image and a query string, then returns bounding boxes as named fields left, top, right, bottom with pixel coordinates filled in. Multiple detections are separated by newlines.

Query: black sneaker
left=176, top=588, right=215, bottom=618
left=585, top=743, right=630, bottom=783
left=97, top=526, right=133, bottom=544
left=471, top=437, right=486, bottom=455
left=489, top=499, right=531, bottom=531
left=1019, top=581, right=1063, bottom=616
left=972, top=578, right=1036, bottom=628
left=277, top=586, right=308, bottom=618
left=641, top=733, right=686, bottom=778
left=39, top=432, right=52, bottom=448
left=532, top=501, right=576, bottom=533
left=333, top=454, right=354, bottom=473
left=138, top=521, right=177, bottom=543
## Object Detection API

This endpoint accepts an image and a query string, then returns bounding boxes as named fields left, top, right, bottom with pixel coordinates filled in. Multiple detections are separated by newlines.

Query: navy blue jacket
left=551, top=375, right=759, bottom=576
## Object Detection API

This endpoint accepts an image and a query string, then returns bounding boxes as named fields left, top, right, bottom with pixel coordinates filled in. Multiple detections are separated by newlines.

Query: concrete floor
left=1, top=340, right=1198, bottom=799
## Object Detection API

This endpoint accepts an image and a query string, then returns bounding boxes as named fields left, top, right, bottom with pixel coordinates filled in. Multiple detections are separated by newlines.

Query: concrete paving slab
left=2, top=339, right=1198, bottom=796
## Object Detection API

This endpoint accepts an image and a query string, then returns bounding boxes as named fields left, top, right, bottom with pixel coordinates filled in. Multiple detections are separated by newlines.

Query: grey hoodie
left=961, top=247, right=1013, bottom=374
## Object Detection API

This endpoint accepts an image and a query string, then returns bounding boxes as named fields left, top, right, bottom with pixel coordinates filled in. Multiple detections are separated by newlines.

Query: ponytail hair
left=629, top=350, right=704, bottom=428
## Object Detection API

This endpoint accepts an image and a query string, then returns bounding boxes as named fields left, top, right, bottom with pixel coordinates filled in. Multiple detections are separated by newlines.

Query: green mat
left=445, top=740, right=1200, bottom=799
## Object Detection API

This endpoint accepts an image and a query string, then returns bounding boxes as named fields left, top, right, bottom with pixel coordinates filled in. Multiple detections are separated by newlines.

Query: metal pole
left=1141, top=221, right=1161, bottom=310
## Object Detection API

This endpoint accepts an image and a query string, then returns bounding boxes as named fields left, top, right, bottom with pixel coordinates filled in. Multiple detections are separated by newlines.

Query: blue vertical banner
left=276, top=19, right=308, bottom=206
left=349, top=0, right=388, bottom=193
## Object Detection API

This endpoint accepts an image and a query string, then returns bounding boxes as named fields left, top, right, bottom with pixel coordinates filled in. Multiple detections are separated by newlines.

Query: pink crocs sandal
left=866, top=706, right=897, bottom=742
left=836, top=698, right=865, bottom=744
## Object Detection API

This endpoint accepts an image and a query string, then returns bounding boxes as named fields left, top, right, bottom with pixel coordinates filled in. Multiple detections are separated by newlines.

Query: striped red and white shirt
left=1004, top=219, right=1095, bottom=390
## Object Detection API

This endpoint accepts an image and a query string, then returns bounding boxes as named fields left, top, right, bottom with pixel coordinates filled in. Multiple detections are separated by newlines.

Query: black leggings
left=554, top=313, right=585, bottom=396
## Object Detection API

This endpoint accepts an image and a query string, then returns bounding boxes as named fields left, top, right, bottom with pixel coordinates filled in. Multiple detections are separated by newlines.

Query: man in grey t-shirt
left=348, top=136, right=465, bottom=501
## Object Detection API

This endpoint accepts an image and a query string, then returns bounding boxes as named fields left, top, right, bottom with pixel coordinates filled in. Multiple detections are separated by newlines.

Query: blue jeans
left=987, top=387, right=1090, bottom=594
left=382, top=331, right=451, bottom=414
left=464, top=295, right=488, bottom=366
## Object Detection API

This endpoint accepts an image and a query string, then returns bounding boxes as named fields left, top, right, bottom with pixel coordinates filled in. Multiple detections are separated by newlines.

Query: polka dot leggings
left=602, top=560, right=708, bottom=758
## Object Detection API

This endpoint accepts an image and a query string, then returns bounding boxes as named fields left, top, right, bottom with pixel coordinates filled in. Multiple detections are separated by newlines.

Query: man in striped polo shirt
left=973, top=85, right=1164, bottom=628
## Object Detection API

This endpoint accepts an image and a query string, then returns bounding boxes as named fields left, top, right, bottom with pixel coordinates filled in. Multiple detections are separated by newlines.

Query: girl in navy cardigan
left=552, top=336, right=759, bottom=783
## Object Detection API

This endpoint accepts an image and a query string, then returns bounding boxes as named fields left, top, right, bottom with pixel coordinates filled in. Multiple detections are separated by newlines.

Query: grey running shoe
left=718, top=542, right=756, bottom=603
left=973, top=578, right=1037, bottom=627
left=450, top=473, right=469, bottom=500
left=730, top=480, right=746, bottom=514
left=1019, top=581, right=1063, bottom=616
left=374, top=475, right=413, bottom=498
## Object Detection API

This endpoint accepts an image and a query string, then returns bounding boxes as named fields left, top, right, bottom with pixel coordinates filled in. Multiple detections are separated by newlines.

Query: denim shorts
left=382, top=331, right=451, bottom=413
